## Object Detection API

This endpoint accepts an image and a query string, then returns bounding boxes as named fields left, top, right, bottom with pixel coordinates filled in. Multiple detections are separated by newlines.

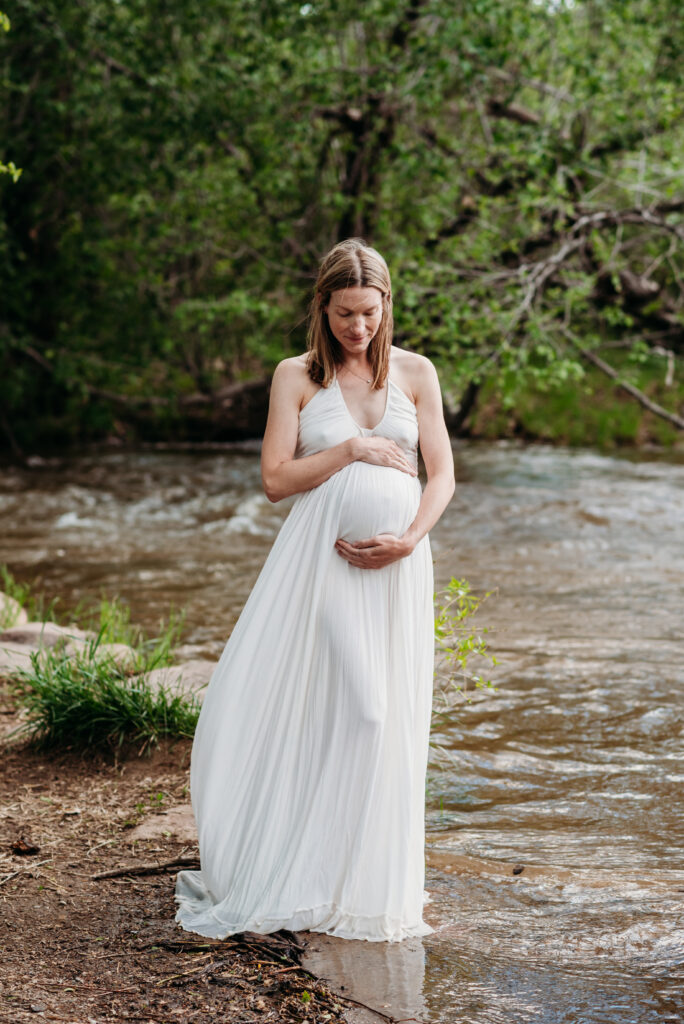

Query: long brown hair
left=306, top=238, right=393, bottom=390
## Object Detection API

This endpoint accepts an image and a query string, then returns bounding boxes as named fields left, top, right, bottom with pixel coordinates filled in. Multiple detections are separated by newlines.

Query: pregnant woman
left=175, top=238, right=455, bottom=942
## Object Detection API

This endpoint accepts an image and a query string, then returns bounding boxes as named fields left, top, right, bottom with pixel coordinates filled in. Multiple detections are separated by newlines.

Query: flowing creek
left=1, top=441, right=682, bottom=1023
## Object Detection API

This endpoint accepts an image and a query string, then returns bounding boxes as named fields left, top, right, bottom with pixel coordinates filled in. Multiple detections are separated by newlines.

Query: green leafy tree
left=0, top=1, right=682, bottom=451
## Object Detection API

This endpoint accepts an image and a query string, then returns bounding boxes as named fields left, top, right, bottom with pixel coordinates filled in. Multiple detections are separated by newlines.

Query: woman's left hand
left=335, top=533, right=415, bottom=569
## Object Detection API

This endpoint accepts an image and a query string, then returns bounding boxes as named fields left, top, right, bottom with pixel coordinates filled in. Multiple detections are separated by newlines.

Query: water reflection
left=302, top=932, right=428, bottom=1021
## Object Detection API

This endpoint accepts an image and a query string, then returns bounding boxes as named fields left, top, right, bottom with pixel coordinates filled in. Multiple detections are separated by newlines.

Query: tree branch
left=567, top=337, right=684, bottom=430
left=484, top=66, right=575, bottom=104
left=485, top=98, right=540, bottom=126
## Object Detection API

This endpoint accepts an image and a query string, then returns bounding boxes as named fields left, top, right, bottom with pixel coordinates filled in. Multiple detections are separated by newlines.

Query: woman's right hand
left=352, top=436, right=417, bottom=476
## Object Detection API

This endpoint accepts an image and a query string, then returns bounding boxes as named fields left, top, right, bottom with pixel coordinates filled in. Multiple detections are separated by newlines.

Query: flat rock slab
left=0, top=592, right=28, bottom=629
left=92, top=642, right=139, bottom=669
left=139, top=660, right=215, bottom=700
left=0, top=640, right=39, bottom=678
left=126, top=804, right=197, bottom=842
left=0, top=621, right=94, bottom=648
left=62, top=640, right=139, bottom=669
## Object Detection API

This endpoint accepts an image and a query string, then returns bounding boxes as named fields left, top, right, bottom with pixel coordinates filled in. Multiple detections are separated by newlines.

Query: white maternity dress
left=174, top=371, right=435, bottom=942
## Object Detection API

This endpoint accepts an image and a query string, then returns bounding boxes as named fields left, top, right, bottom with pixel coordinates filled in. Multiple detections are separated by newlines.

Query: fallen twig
left=155, top=957, right=230, bottom=986
left=0, top=856, right=52, bottom=886
left=91, top=855, right=199, bottom=880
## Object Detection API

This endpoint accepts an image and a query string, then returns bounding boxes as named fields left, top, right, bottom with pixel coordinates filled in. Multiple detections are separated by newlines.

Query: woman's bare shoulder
left=272, top=353, right=307, bottom=376
left=389, top=346, right=438, bottom=402
left=390, top=345, right=434, bottom=371
left=271, top=354, right=320, bottom=407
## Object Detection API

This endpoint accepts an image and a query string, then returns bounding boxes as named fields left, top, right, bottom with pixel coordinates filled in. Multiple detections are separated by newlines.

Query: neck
left=340, top=355, right=372, bottom=374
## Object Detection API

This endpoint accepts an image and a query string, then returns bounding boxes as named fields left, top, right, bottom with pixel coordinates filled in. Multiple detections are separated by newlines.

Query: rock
left=91, top=642, right=139, bottom=670
left=0, top=592, right=29, bottom=629
left=63, top=640, right=139, bottom=670
left=0, top=640, right=40, bottom=678
left=174, top=641, right=222, bottom=662
left=125, top=804, right=197, bottom=843
left=139, top=659, right=215, bottom=701
left=0, top=621, right=94, bottom=649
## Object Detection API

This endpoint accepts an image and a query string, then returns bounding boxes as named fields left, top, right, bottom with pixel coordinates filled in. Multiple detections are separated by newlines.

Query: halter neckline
left=333, top=372, right=391, bottom=434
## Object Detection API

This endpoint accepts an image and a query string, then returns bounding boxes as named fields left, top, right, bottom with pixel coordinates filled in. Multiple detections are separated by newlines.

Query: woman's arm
left=400, top=356, right=456, bottom=548
left=261, top=359, right=417, bottom=502
left=334, top=356, right=455, bottom=568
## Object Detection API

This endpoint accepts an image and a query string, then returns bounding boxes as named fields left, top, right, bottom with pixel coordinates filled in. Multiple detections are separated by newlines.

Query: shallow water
left=1, top=440, right=682, bottom=1022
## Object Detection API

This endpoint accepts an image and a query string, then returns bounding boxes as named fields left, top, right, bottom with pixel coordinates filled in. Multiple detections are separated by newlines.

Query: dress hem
left=174, top=884, right=434, bottom=943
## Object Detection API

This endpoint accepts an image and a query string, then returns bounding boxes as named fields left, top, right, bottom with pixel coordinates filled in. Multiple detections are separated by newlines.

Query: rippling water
left=1, top=441, right=682, bottom=1022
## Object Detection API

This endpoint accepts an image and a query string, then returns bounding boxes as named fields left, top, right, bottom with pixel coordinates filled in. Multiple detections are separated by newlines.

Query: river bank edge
left=3, top=357, right=684, bottom=460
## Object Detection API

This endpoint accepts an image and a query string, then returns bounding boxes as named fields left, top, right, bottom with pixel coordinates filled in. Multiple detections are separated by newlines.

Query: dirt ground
left=0, top=709, right=368, bottom=1024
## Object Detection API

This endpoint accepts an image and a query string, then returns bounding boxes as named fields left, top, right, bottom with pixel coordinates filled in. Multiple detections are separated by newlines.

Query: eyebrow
left=335, top=303, right=380, bottom=312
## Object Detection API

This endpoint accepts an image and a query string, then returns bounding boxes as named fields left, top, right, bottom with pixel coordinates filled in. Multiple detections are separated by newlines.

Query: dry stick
left=141, top=939, right=216, bottom=953
left=155, top=958, right=229, bottom=986
left=332, top=992, right=417, bottom=1023
left=91, top=855, right=199, bottom=880
left=0, top=856, right=52, bottom=886
left=86, top=838, right=118, bottom=856
left=246, top=958, right=296, bottom=967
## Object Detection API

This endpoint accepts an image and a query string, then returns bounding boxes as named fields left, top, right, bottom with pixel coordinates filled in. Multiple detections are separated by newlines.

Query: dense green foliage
left=1, top=0, right=682, bottom=450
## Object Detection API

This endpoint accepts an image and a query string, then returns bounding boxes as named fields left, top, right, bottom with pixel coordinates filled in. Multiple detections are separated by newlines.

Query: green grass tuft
left=1, top=568, right=194, bottom=755
left=0, top=565, right=60, bottom=626
left=7, top=646, right=200, bottom=755
left=73, top=596, right=186, bottom=671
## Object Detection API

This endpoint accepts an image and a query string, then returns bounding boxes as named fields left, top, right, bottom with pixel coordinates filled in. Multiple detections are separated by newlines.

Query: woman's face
left=324, top=286, right=384, bottom=357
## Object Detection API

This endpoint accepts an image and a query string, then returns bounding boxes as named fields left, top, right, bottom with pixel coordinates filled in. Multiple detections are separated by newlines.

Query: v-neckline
left=334, top=370, right=391, bottom=433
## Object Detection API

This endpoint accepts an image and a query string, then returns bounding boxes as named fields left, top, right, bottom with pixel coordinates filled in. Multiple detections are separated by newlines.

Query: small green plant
left=0, top=564, right=184, bottom=670
left=7, top=647, right=200, bottom=755
left=1, top=569, right=193, bottom=756
left=72, top=592, right=185, bottom=671
left=433, top=577, right=498, bottom=706
left=84, top=595, right=138, bottom=645
left=0, top=564, right=60, bottom=625
left=0, top=564, right=31, bottom=622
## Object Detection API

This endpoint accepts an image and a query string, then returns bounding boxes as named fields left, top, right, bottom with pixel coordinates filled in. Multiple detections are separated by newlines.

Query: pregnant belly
left=335, top=462, right=421, bottom=542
